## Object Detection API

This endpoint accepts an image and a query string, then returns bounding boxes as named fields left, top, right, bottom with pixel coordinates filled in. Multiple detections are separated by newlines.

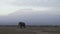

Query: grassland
left=0, top=26, right=60, bottom=34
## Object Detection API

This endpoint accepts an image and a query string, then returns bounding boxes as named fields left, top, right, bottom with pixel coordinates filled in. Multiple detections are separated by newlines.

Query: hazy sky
left=0, top=0, right=60, bottom=25
left=0, top=0, right=60, bottom=15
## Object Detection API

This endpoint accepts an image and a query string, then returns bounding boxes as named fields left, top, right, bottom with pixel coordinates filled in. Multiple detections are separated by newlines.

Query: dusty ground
left=0, top=26, right=60, bottom=34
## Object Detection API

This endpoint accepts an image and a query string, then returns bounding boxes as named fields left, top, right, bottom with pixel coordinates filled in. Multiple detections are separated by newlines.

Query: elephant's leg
left=20, top=25, right=23, bottom=29
left=23, top=25, right=26, bottom=28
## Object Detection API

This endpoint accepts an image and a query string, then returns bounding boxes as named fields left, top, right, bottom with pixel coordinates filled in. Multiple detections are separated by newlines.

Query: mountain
left=0, top=9, right=60, bottom=25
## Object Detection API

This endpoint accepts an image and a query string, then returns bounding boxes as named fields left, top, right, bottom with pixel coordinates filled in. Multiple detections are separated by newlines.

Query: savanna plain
left=0, top=26, right=60, bottom=34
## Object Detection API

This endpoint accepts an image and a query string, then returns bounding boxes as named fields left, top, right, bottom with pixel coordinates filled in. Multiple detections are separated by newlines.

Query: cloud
left=8, top=0, right=60, bottom=7
left=0, top=0, right=60, bottom=7
left=0, top=0, right=60, bottom=15
left=10, top=0, right=60, bottom=11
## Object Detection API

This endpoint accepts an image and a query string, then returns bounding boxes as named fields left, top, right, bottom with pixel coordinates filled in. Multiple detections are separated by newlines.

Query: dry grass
left=0, top=26, right=60, bottom=34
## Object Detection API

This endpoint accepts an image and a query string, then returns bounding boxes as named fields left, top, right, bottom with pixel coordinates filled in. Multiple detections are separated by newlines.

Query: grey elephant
left=18, top=22, right=26, bottom=29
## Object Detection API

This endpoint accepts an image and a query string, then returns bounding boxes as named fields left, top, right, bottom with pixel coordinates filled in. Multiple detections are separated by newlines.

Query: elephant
left=18, top=22, right=26, bottom=29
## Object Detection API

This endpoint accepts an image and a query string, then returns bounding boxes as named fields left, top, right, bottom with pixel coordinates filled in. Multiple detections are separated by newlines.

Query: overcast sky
left=0, top=0, right=60, bottom=15
left=0, top=0, right=60, bottom=25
